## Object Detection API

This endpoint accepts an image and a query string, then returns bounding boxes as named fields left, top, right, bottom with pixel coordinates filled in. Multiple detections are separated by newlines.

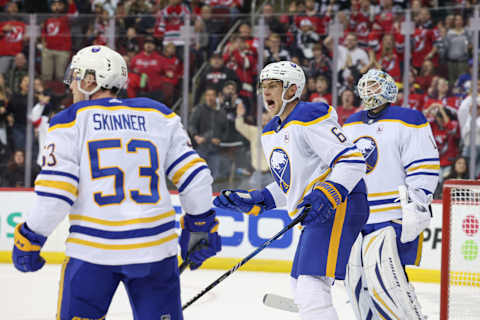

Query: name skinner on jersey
left=92, top=112, right=147, bottom=132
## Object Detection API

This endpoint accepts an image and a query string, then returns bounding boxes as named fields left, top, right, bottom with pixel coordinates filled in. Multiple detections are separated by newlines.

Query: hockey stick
left=182, top=205, right=311, bottom=310
left=263, top=293, right=298, bottom=313
left=179, top=239, right=206, bottom=274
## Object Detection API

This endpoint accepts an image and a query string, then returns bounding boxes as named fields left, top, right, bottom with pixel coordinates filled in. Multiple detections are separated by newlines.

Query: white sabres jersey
left=343, top=106, right=440, bottom=224
left=261, top=102, right=366, bottom=217
left=27, top=97, right=213, bottom=265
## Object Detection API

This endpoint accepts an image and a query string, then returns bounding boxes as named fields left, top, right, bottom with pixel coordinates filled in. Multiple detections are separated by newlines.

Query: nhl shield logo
left=353, top=136, right=378, bottom=174
left=269, top=148, right=291, bottom=193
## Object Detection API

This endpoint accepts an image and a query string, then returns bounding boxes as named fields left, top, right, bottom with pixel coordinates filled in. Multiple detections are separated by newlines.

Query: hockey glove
left=179, top=210, right=221, bottom=270
left=297, top=181, right=348, bottom=225
left=12, top=223, right=47, bottom=272
left=399, top=185, right=432, bottom=243
left=213, top=189, right=275, bottom=215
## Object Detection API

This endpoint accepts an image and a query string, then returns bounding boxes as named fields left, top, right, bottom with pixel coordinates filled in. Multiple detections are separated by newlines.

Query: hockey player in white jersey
left=11, top=45, right=221, bottom=320
left=343, top=69, right=440, bottom=320
left=213, top=61, right=370, bottom=319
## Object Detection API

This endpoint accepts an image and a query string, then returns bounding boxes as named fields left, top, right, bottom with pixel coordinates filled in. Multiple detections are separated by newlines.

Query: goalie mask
left=259, top=61, right=306, bottom=116
left=357, top=69, right=398, bottom=110
left=64, top=45, right=128, bottom=98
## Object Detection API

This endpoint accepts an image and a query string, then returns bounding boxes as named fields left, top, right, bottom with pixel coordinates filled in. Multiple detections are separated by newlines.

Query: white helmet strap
left=276, top=82, right=297, bottom=117
left=76, top=75, right=102, bottom=100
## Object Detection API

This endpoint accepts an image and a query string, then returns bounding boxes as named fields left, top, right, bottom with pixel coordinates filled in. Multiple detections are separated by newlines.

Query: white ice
left=1, top=264, right=442, bottom=320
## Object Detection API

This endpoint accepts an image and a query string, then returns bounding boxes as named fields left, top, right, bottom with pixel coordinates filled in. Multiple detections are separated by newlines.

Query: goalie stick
left=263, top=293, right=298, bottom=313
left=182, top=205, right=311, bottom=310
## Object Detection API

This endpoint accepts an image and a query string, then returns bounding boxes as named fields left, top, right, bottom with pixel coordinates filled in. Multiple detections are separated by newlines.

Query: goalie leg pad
left=345, top=233, right=376, bottom=320
left=362, top=226, right=426, bottom=320
left=292, top=275, right=339, bottom=320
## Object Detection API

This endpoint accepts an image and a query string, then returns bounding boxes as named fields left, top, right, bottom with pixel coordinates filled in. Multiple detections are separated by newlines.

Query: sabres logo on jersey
left=353, top=136, right=378, bottom=174
left=269, top=148, right=291, bottom=193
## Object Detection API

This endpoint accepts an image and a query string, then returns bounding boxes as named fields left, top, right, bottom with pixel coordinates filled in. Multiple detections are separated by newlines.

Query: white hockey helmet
left=259, top=61, right=306, bottom=116
left=64, top=45, right=128, bottom=97
left=357, top=69, right=398, bottom=110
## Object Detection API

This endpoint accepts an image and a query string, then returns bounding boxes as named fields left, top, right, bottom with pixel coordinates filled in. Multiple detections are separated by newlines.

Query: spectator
left=122, top=54, right=141, bottom=98
left=444, top=155, right=469, bottom=180
left=416, top=59, right=436, bottom=92
left=411, top=8, right=439, bottom=71
left=309, top=75, right=332, bottom=105
left=91, top=0, right=118, bottom=17
left=123, top=0, right=153, bottom=33
left=130, top=36, right=163, bottom=99
left=0, top=74, right=9, bottom=157
left=0, top=2, right=26, bottom=74
left=235, top=103, right=273, bottom=189
left=423, top=102, right=460, bottom=180
left=305, top=43, right=332, bottom=79
left=348, top=0, right=371, bottom=48
left=295, top=0, right=331, bottom=38
left=424, top=77, right=462, bottom=112
left=7, top=75, right=29, bottom=150
left=158, top=42, right=183, bottom=106
left=237, top=22, right=258, bottom=52
left=395, top=68, right=425, bottom=111
left=264, top=33, right=291, bottom=65
left=261, top=3, right=287, bottom=41
left=195, top=52, right=239, bottom=104
left=336, top=89, right=359, bottom=125
left=189, top=87, right=230, bottom=182
left=195, top=5, right=222, bottom=55
left=458, top=94, right=480, bottom=177
left=5, top=52, right=27, bottom=96
left=295, top=18, right=320, bottom=61
left=444, top=14, right=471, bottom=85
left=86, top=2, right=109, bottom=46
left=154, top=0, right=191, bottom=50
left=3, top=149, right=27, bottom=187
left=223, top=34, right=257, bottom=110
left=41, top=0, right=72, bottom=81
left=116, top=27, right=140, bottom=57
left=374, top=33, right=402, bottom=82
left=204, top=0, right=243, bottom=15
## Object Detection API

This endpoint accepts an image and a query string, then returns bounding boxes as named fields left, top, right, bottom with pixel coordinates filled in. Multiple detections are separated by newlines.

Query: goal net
left=441, top=179, right=480, bottom=320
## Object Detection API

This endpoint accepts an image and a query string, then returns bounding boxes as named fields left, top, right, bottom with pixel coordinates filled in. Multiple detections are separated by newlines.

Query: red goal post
left=441, top=179, right=480, bottom=320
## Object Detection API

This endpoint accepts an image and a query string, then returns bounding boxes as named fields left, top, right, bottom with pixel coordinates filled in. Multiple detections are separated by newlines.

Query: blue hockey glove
left=12, top=223, right=47, bottom=272
left=179, top=210, right=221, bottom=270
left=213, top=189, right=275, bottom=215
left=297, top=181, right=348, bottom=225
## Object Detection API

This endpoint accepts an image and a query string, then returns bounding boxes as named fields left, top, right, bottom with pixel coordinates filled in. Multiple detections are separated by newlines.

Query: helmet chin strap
left=77, top=80, right=101, bottom=100
left=275, top=84, right=297, bottom=117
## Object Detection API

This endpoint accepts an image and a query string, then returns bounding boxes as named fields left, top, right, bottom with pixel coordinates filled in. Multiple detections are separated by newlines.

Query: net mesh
left=446, top=184, right=480, bottom=319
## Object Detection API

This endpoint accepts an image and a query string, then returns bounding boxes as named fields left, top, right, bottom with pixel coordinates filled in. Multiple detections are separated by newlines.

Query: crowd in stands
left=0, top=0, right=479, bottom=197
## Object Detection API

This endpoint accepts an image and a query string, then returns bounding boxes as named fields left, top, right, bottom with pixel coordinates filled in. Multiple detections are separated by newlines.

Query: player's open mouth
left=266, top=100, right=275, bottom=109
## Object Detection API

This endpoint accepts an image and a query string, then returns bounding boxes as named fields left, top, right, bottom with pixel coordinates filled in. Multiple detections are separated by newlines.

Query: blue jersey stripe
left=404, top=158, right=439, bottom=170
left=368, top=198, right=398, bottom=206
left=178, top=165, right=209, bottom=192
left=336, top=159, right=365, bottom=165
left=39, top=170, right=80, bottom=183
left=406, top=172, right=439, bottom=177
left=166, top=150, right=197, bottom=176
left=36, top=191, right=74, bottom=206
left=69, top=221, right=175, bottom=239
left=329, top=146, right=357, bottom=168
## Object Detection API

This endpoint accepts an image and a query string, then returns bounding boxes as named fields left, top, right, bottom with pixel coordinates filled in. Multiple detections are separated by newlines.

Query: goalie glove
left=398, top=185, right=432, bottom=243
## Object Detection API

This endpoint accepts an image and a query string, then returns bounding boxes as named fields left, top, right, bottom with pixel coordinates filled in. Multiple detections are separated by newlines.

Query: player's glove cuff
left=313, top=181, right=347, bottom=209
left=14, top=223, right=47, bottom=251
left=180, top=210, right=219, bottom=233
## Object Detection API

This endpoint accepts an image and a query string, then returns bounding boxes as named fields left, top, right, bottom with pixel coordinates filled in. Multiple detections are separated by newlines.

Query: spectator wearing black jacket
left=194, top=52, right=239, bottom=104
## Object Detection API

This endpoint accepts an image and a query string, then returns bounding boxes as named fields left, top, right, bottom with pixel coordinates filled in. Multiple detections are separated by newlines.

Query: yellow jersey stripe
left=49, top=106, right=176, bottom=132
left=69, top=210, right=175, bottom=226
left=56, top=257, right=69, bottom=320
left=66, top=233, right=178, bottom=250
left=407, top=164, right=440, bottom=172
left=35, top=180, right=78, bottom=197
left=415, top=232, right=424, bottom=266
left=289, top=169, right=332, bottom=217
left=263, top=107, right=332, bottom=136
left=369, top=191, right=399, bottom=197
left=326, top=201, right=347, bottom=278
left=370, top=205, right=401, bottom=213
left=172, top=158, right=207, bottom=185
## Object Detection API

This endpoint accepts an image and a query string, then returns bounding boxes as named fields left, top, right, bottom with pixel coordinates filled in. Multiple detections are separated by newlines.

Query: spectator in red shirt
left=423, top=102, right=460, bottom=180
left=395, top=68, right=425, bottom=111
left=130, top=36, right=163, bottom=93
left=0, top=2, right=27, bottom=74
left=158, top=42, right=183, bottom=106
left=41, top=0, right=72, bottom=81
left=154, top=0, right=191, bottom=49
left=411, top=8, right=439, bottom=70
left=374, top=33, right=401, bottom=82
left=416, top=59, right=436, bottom=92
left=309, top=75, right=332, bottom=105
left=424, top=77, right=462, bottom=112
left=122, top=54, right=141, bottom=98
left=337, top=89, right=359, bottom=125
